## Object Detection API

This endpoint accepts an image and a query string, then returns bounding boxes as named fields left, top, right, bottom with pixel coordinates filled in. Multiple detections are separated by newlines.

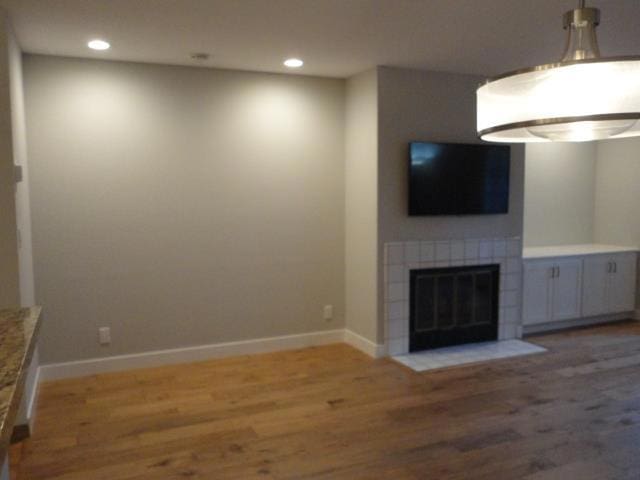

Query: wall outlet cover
left=98, top=327, right=111, bottom=345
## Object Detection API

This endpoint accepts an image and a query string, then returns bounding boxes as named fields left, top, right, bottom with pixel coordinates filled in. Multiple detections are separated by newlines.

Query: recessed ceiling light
left=284, top=58, right=303, bottom=68
left=87, top=39, right=110, bottom=51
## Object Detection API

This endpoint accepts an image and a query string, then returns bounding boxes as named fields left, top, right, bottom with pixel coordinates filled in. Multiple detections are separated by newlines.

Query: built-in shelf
left=523, top=244, right=639, bottom=260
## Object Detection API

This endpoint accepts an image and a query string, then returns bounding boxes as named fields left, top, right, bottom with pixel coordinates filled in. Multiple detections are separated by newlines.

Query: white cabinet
left=552, top=259, right=583, bottom=321
left=609, top=253, right=637, bottom=312
left=523, top=258, right=582, bottom=325
left=522, top=261, right=553, bottom=325
left=583, top=253, right=637, bottom=316
left=524, top=248, right=638, bottom=328
left=581, top=255, right=609, bottom=317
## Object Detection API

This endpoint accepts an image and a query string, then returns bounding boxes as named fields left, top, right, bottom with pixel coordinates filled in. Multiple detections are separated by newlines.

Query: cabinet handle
left=556, top=266, right=560, bottom=278
left=607, top=262, right=612, bottom=273
left=614, top=262, right=617, bottom=273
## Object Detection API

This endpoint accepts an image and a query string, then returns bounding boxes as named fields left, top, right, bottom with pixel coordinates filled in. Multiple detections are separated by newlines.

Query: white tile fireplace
left=383, top=237, right=523, bottom=356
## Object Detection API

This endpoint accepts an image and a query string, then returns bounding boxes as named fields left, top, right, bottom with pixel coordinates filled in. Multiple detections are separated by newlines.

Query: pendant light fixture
left=477, top=0, right=640, bottom=143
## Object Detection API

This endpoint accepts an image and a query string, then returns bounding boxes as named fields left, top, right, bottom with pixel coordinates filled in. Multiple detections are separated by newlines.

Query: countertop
left=523, top=244, right=639, bottom=260
left=0, top=307, right=42, bottom=462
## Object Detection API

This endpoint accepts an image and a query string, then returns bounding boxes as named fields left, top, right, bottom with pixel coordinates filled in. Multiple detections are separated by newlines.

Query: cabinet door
left=582, top=255, right=610, bottom=317
left=608, top=253, right=637, bottom=313
left=552, top=259, right=582, bottom=321
left=523, top=261, right=554, bottom=325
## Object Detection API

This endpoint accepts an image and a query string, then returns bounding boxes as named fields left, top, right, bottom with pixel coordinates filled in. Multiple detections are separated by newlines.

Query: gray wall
left=524, top=143, right=597, bottom=247
left=8, top=21, right=35, bottom=307
left=593, top=137, right=640, bottom=308
left=25, top=55, right=346, bottom=363
left=594, top=138, right=640, bottom=247
left=344, top=70, right=378, bottom=342
left=377, top=67, right=525, bottom=243
left=0, top=13, right=20, bottom=307
left=7, top=15, right=38, bottom=428
left=376, top=66, right=525, bottom=341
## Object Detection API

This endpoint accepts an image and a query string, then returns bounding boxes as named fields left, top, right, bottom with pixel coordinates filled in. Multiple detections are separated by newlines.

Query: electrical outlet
left=14, top=165, right=23, bottom=183
left=98, top=327, right=111, bottom=345
left=323, top=305, right=333, bottom=321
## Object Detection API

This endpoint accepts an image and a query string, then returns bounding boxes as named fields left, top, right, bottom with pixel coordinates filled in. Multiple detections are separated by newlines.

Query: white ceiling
left=1, top=0, right=638, bottom=78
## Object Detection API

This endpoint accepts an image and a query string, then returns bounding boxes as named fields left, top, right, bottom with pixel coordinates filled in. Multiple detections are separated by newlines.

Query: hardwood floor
left=11, top=321, right=640, bottom=479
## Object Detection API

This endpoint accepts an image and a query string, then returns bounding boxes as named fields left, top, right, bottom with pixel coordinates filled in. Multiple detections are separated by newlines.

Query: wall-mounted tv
left=409, top=142, right=510, bottom=216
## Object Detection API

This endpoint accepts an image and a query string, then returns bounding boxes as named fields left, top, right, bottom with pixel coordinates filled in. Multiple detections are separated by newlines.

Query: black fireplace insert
left=409, top=264, right=499, bottom=352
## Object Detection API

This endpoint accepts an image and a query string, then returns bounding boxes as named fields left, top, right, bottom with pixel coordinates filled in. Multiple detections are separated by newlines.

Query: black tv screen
left=409, top=142, right=510, bottom=216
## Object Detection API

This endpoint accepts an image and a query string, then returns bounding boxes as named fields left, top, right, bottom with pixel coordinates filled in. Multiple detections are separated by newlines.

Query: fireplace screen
left=409, top=264, right=499, bottom=352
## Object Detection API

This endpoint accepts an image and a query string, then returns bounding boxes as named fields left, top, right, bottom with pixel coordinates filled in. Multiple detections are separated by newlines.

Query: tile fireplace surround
left=384, top=237, right=523, bottom=356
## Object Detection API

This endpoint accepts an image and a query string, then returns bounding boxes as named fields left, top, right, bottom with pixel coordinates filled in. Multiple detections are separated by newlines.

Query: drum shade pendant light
left=477, top=0, right=640, bottom=142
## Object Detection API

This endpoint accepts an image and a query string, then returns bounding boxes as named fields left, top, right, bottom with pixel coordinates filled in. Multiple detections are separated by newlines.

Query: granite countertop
left=0, top=306, right=42, bottom=462
left=523, top=244, right=639, bottom=260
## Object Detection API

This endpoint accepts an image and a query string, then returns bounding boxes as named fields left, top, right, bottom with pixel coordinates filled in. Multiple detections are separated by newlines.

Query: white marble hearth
left=384, top=237, right=523, bottom=356
left=393, top=340, right=546, bottom=372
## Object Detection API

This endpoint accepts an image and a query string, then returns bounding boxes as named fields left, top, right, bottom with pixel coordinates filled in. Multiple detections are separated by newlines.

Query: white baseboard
left=39, top=329, right=344, bottom=381
left=343, top=329, right=386, bottom=358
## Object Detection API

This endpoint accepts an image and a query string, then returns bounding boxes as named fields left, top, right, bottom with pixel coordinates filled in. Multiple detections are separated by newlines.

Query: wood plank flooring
left=10, top=321, right=640, bottom=479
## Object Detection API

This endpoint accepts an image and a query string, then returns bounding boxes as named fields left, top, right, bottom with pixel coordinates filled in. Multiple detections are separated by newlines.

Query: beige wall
left=7, top=17, right=38, bottom=427
left=25, top=55, right=346, bottom=363
left=0, top=13, right=20, bottom=308
left=593, top=137, right=640, bottom=308
left=22, top=59, right=535, bottom=358
left=7, top=21, right=35, bottom=307
left=524, top=143, right=597, bottom=247
left=376, top=66, right=525, bottom=341
left=594, top=138, right=640, bottom=248
left=344, top=70, right=378, bottom=342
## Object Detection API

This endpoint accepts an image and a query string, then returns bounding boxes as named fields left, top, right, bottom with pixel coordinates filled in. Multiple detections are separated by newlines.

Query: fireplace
left=409, top=265, right=499, bottom=352
left=384, top=237, right=523, bottom=356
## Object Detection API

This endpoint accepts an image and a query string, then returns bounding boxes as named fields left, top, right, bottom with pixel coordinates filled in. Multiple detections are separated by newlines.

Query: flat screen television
left=409, top=142, right=510, bottom=216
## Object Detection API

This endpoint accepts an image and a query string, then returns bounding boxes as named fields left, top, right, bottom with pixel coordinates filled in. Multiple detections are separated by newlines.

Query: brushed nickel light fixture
left=477, top=0, right=640, bottom=142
